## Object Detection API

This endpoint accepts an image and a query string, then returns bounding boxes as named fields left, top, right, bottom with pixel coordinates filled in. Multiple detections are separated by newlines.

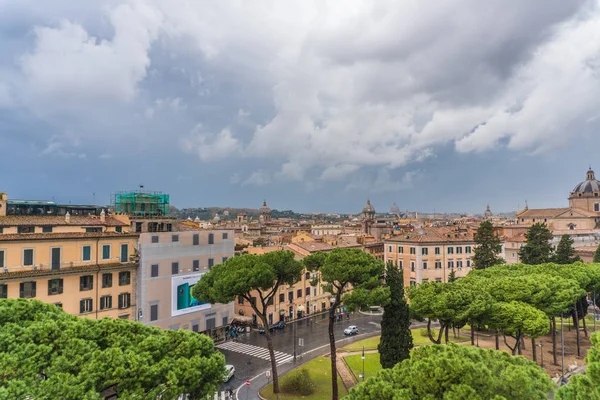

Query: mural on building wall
left=171, top=273, right=211, bottom=316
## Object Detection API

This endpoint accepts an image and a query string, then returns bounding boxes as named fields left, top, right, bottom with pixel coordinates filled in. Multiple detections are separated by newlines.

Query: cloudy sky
left=1, top=0, right=600, bottom=214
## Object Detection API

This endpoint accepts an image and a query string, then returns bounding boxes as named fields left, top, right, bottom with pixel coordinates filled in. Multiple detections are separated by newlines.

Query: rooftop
left=0, top=232, right=138, bottom=242
left=0, top=215, right=128, bottom=227
left=386, top=227, right=475, bottom=243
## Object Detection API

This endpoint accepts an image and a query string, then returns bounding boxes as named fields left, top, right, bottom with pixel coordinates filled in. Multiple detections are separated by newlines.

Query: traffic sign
left=245, top=380, right=251, bottom=386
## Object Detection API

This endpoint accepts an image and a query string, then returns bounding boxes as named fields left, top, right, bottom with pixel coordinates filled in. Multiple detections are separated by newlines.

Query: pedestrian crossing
left=216, top=341, right=294, bottom=365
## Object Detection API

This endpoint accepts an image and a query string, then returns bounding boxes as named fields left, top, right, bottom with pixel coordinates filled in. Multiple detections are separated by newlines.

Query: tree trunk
left=580, top=300, right=588, bottom=338
left=521, top=336, right=526, bottom=350
left=444, top=325, right=450, bottom=344
left=329, top=293, right=342, bottom=400
left=453, top=325, right=457, bottom=339
left=517, top=337, right=522, bottom=355
left=503, top=333, right=519, bottom=356
left=574, top=303, right=581, bottom=357
left=495, top=330, right=499, bottom=350
left=260, top=314, right=280, bottom=394
left=427, top=319, right=443, bottom=344
left=552, top=318, right=558, bottom=366
left=470, top=323, right=475, bottom=346
left=531, top=337, right=537, bottom=362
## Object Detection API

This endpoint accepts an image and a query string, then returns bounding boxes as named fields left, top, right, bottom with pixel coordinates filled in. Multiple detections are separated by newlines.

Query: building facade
left=136, top=230, right=235, bottom=334
left=384, top=227, right=476, bottom=286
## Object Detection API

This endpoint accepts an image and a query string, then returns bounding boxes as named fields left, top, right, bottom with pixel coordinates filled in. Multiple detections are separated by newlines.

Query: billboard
left=171, top=273, right=211, bottom=317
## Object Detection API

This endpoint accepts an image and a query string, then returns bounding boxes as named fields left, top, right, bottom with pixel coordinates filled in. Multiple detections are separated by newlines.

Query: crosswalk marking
left=216, top=341, right=294, bottom=365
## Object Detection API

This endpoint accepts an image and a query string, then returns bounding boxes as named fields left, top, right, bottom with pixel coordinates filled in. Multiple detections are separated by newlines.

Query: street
left=218, top=312, right=383, bottom=394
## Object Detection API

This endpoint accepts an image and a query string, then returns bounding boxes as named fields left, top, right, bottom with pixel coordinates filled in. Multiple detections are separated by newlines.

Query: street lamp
left=537, top=341, right=544, bottom=368
left=362, top=346, right=365, bottom=382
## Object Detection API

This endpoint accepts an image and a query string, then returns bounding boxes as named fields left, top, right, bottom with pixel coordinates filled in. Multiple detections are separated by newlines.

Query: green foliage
left=418, top=328, right=431, bottom=337
left=448, top=269, right=457, bottom=283
left=346, top=344, right=554, bottom=400
left=556, top=332, right=600, bottom=399
left=518, top=223, right=554, bottom=265
left=594, top=243, right=600, bottom=263
left=473, top=220, right=504, bottom=269
left=553, top=235, right=581, bottom=264
left=378, top=265, right=413, bottom=369
left=280, top=368, right=316, bottom=396
left=0, top=299, right=224, bottom=400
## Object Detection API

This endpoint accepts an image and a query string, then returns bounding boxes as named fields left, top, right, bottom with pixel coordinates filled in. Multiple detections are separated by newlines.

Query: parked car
left=258, top=321, right=286, bottom=334
left=344, top=325, right=359, bottom=335
left=223, top=365, right=235, bottom=382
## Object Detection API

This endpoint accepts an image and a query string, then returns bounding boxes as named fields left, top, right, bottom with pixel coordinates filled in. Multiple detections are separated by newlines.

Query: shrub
left=280, top=368, right=316, bottom=396
left=419, top=327, right=437, bottom=337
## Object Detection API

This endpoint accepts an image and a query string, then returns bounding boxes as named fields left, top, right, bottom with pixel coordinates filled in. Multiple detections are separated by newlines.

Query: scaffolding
left=111, top=191, right=170, bottom=216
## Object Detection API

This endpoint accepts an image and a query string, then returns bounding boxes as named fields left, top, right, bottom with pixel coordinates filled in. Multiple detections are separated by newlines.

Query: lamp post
left=561, top=313, right=565, bottom=384
left=362, top=346, right=365, bottom=382
left=594, top=289, right=597, bottom=332
left=537, top=341, right=544, bottom=368
left=293, top=320, right=297, bottom=363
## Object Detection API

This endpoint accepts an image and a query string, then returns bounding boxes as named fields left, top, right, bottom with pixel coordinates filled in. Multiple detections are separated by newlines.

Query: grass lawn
left=344, top=353, right=381, bottom=381
left=341, top=328, right=469, bottom=352
left=259, top=356, right=347, bottom=400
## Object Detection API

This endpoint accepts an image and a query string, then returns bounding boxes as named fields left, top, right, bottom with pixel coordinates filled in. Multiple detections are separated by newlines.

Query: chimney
left=65, top=211, right=70, bottom=223
left=100, top=209, right=106, bottom=222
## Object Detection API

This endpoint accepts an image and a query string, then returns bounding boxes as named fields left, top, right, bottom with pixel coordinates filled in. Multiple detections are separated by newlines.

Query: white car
left=223, top=365, right=235, bottom=382
left=344, top=326, right=359, bottom=335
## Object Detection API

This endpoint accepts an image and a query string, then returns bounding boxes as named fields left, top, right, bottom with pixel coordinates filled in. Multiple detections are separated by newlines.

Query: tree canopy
left=556, top=332, right=600, bottom=399
left=594, top=243, right=600, bottom=263
left=0, top=299, right=224, bottom=400
left=553, top=234, right=581, bottom=264
left=346, top=344, right=554, bottom=400
left=518, top=223, right=554, bottom=265
left=472, top=220, right=504, bottom=269
left=193, top=251, right=303, bottom=394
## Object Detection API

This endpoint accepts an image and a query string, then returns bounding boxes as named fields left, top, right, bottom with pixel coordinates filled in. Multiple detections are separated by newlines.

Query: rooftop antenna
left=139, top=184, right=144, bottom=192
left=93, top=192, right=96, bottom=205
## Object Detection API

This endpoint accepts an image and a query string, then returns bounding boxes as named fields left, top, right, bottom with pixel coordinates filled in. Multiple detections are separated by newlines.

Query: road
left=218, top=312, right=383, bottom=394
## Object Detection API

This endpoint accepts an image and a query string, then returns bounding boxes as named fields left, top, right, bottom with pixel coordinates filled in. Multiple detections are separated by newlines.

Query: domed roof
left=571, top=167, right=600, bottom=195
left=260, top=200, right=271, bottom=214
left=362, top=199, right=375, bottom=214
left=484, top=204, right=493, bottom=218
left=390, top=202, right=400, bottom=214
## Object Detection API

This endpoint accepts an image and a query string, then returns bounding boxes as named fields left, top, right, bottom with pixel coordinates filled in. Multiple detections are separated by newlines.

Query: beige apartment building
left=136, top=230, right=234, bottom=334
left=0, top=211, right=137, bottom=320
left=384, top=226, right=476, bottom=286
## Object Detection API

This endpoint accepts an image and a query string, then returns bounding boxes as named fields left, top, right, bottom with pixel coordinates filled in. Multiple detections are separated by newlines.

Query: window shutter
left=118, top=294, right=123, bottom=309
left=80, top=300, right=84, bottom=314
left=20, top=283, right=24, bottom=298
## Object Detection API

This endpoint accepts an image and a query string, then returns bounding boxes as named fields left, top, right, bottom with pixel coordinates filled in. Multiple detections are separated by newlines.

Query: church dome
left=260, top=200, right=271, bottom=214
left=362, top=199, right=376, bottom=214
left=571, top=167, right=600, bottom=195
left=390, top=202, right=400, bottom=215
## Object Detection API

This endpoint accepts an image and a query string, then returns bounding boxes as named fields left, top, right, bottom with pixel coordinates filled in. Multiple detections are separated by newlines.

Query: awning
left=231, top=316, right=253, bottom=324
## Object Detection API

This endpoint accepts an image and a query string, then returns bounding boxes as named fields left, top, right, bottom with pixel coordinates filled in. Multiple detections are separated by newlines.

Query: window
left=86, top=227, right=102, bottom=233
left=166, top=223, right=173, bottom=232
left=435, top=247, right=440, bottom=255
left=42, top=226, right=53, bottom=233
left=150, top=304, right=158, bottom=321
left=595, top=203, right=600, bottom=212
left=448, top=261, right=454, bottom=269
left=119, top=271, right=131, bottom=286
left=267, top=297, right=273, bottom=306
left=0, top=250, right=4, bottom=269
left=0, top=284, right=6, bottom=299
left=101, top=273, right=112, bottom=288
left=47, top=279, right=63, bottom=296
left=115, top=226, right=122, bottom=233
left=151, top=264, right=159, bottom=277
left=172, top=234, right=179, bottom=243
left=388, top=245, right=392, bottom=253
left=306, top=287, right=311, bottom=296
left=54, top=302, right=62, bottom=309
left=410, top=247, right=416, bottom=255
left=398, top=260, right=403, bottom=268
left=467, top=260, right=471, bottom=267
left=120, top=244, right=128, bottom=263
left=456, top=247, right=463, bottom=254
left=208, top=258, right=214, bottom=269
left=151, top=235, right=159, bottom=244
left=410, top=280, right=416, bottom=287
left=100, top=295, right=112, bottom=310
left=20, top=282, right=36, bottom=298
left=410, top=261, right=415, bottom=272
left=238, top=297, right=244, bottom=305
left=171, top=262, right=179, bottom=275
left=465, top=246, right=472, bottom=254
left=398, top=246, right=404, bottom=253
left=18, top=226, right=35, bottom=234
left=435, top=261, right=442, bottom=269
left=422, top=248, right=428, bottom=255
left=82, top=245, right=91, bottom=261
left=23, top=249, right=34, bottom=266
left=51, top=247, right=61, bottom=271
left=102, top=245, right=111, bottom=260
left=279, top=293, right=285, bottom=303
left=193, top=260, right=200, bottom=271
left=80, top=275, right=93, bottom=291
left=305, top=272, right=311, bottom=280
left=288, top=292, right=293, bottom=302
left=457, top=261, right=463, bottom=268
left=80, top=298, right=93, bottom=314
left=136, top=222, right=143, bottom=233
left=118, top=293, right=131, bottom=309
left=192, top=324, right=199, bottom=332
left=222, top=232, right=228, bottom=240
left=448, top=247, right=454, bottom=254
left=222, top=257, right=228, bottom=263
left=297, top=289, right=302, bottom=298
left=0, top=227, right=3, bottom=233
left=193, top=234, right=199, bottom=245
left=423, top=262, right=428, bottom=269
left=208, top=233, right=214, bottom=244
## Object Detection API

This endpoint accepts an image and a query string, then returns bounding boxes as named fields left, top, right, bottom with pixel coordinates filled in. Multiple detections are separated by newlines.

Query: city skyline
left=2, top=1, right=600, bottom=213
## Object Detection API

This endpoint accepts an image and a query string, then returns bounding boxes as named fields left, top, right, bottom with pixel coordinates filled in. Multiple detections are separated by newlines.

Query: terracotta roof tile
left=0, top=232, right=139, bottom=242
left=0, top=215, right=127, bottom=227
left=386, top=227, right=475, bottom=244
left=0, top=262, right=137, bottom=279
